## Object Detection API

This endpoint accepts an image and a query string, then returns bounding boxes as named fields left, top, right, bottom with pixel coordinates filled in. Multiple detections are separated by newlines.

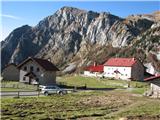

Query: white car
left=40, top=85, right=67, bottom=96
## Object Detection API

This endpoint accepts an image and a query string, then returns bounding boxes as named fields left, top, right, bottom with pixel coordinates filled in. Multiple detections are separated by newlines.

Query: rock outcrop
left=1, top=7, right=160, bottom=72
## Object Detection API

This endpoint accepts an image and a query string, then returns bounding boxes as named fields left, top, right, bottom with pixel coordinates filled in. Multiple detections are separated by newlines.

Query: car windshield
left=45, top=86, right=60, bottom=89
left=55, top=86, right=60, bottom=89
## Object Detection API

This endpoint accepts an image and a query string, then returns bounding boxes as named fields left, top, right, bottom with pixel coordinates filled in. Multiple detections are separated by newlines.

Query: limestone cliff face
left=1, top=7, right=159, bottom=72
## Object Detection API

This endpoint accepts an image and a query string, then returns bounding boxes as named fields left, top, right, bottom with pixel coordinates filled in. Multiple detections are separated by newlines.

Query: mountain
left=1, top=7, right=160, bottom=73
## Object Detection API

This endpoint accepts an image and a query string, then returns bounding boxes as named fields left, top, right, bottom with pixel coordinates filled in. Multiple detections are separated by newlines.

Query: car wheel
left=44, top=91, right=49, bottom=96
left=59, top=91, right=64, bottom=96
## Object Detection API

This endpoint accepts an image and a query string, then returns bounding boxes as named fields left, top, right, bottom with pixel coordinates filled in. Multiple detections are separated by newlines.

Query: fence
left=1, top=91, right=40, bottom=97
left=1, top=82, right=37, bottom=90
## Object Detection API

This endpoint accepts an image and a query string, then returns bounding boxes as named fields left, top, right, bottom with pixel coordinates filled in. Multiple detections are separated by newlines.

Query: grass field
left=2, top=76, right=157, bottom=120
left=1, top=91, right=160, bottom=120
left=57, top=75, right=149, bottom=90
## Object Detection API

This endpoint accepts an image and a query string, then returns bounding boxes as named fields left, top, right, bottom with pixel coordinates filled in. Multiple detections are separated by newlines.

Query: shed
left=1, top=63, right=19, bottom=81
left=144, top=75, right=160, bottom=98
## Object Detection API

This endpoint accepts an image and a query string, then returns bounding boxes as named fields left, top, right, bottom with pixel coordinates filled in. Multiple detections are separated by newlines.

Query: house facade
left=144, top=75, right=160, bottom=98
left=1, top=63, right=19, bottom=81
left=84, top=65, right=104, bottom=77
left=17, top=57, right=59, bottom=85
left=103, top=58, right=144, bottom=81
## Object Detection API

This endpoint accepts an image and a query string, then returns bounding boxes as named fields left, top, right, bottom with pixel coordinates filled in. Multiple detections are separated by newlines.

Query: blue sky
left=1, top=1, right=160, bottom=40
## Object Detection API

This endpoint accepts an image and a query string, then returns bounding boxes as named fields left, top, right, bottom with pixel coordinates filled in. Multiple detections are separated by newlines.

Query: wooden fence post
left=17, top=91, right=20, bottom=98
left=37, top=90, right=39, bottom=97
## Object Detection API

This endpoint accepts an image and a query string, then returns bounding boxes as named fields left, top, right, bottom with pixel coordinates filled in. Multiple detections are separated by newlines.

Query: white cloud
left=1, top=14, right=22, bottom=20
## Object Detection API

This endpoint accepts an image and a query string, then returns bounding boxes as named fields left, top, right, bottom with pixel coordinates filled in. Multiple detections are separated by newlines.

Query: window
left=124, top=68, right=125, bottom=71
left=30, top=66, right=34, bottom=71
left=37, top=67, right=40, bottom=72
left=36, top=78, right=39, bottom=82
left=24, top=66, right=27, bottom=71
left=23, top=77, right=26, bottom=81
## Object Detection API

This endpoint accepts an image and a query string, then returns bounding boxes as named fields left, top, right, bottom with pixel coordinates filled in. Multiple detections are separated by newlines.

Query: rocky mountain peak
left=1, top=7, right=160, bottom=72
left=59, top=6, right=86, bottom=13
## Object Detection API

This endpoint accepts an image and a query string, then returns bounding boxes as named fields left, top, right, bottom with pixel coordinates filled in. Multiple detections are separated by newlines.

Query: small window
left=23, top=77, right=26, bottom=81
left=30, top=66, right=34, bottom=71
left=124, top=68, right=125, bottom=71
left=36, top=78, right=39, bottom=82
left=125, top=74, right=127, bottom=76
left=37, top=67, right=40, bottom=72
left=24, top=66, right=27, bottom=71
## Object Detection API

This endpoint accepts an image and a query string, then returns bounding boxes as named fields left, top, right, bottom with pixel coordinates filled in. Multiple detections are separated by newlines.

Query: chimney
left=94, top=62, right=96, bottom=66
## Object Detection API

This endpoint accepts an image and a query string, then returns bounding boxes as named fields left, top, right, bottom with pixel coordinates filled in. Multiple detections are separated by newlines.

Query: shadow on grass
left=57, top=84, right=116, bottom=91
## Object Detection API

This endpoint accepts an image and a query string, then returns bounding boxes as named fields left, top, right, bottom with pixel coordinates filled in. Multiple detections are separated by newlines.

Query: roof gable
left=104, top=58, right=137, bottom=67
left=17, top=57, right=59, bottom=71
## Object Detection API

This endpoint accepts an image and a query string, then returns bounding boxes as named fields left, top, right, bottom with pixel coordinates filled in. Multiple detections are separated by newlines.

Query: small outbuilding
left=1, top=63, right=19, bottom=81
left=84, top=64, right=104, bottom=77
left=144, top=75, right=160, bottom=98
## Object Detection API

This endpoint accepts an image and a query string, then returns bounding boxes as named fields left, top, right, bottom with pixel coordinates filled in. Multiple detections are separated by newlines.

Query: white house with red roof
left=84, top=63, right=104, bottom=77
left=103, top=58, right=144, bottom=81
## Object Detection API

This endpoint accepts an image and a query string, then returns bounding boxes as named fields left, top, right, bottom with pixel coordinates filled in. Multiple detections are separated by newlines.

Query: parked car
left=40, top=85, right=67, bottom=96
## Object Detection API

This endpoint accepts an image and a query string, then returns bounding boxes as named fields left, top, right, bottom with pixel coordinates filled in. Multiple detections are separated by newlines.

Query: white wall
left=84, top=71, right=103, bottom=77
left=104, top=66, right=131, bottom=80
left=150, top=80, right=160, bottom=98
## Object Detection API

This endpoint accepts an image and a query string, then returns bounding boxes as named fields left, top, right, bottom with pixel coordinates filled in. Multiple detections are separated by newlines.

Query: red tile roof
left=18, top=57, right=59, bottom=71
left=144, top=74, right=160, bottom=81
left=84, top=65, right=104, bottom=72
left=104, top=58, right=137, bottom=67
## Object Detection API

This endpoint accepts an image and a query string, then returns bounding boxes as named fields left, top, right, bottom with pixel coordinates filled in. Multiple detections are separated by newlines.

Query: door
left=29, top=77, right=31, bottom=84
